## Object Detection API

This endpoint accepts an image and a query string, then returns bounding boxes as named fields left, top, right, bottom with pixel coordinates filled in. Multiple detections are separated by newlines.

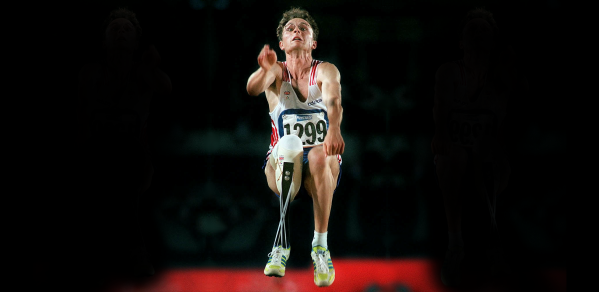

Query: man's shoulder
left=317, top=61, right=336, bottom=70
left=316, top=61, right=340, bottom=79
left=270, top=61, right=285, bottom=78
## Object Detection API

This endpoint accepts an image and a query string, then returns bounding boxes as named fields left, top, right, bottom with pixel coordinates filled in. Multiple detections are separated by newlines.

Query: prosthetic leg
left=264, top=135, right=303, bottom=277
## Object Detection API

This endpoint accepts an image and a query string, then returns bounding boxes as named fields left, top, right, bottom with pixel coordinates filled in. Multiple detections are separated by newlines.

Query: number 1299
left=283, top=120, right=327, bottom=145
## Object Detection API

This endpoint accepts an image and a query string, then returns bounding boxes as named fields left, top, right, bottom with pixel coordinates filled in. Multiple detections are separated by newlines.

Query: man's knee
left=265, top=159, right=279, bottom=195
left=271, top=135, right=304, bottom=200
left=307, top=148, right=339, bottom=180
left=307, top=147, right=328, bottom=172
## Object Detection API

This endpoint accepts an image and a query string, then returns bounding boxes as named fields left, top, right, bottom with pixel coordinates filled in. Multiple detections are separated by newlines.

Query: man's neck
left=285, top=50, right=312, bottom=80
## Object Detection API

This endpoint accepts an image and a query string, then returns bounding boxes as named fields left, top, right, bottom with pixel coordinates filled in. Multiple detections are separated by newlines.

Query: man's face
left=461, top=18, right=494, bottom=52
left=105, top=18, right=138, bottom=52
left=280, top=18, right=317, bottom=52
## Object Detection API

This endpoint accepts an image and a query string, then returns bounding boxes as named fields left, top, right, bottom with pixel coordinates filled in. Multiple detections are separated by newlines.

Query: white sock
left=312, top=231, right=328, bottom=249
left=448, top=231, right=463, bottom=251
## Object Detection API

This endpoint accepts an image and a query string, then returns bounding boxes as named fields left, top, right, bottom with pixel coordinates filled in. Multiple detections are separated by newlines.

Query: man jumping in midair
left=246, top=7, right=344, bottom=287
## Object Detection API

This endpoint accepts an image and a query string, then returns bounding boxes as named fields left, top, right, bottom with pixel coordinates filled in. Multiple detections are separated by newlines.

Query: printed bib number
left=280, top=111, right=328, bottom=146
left=448, top=109, right=497, bottom=147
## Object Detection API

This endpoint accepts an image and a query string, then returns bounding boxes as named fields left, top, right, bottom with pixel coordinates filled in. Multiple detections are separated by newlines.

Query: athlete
left=431, top=8, right=527, bottom=286
left=246, top=7, right=344, bottom=287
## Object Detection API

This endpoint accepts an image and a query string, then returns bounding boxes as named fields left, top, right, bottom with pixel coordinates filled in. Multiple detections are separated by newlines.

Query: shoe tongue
left=317, top=248, right=326, bottom=255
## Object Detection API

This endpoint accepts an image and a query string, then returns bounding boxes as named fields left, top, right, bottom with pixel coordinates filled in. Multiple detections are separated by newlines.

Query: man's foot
left=311, top=246, right=335, bottom=287
left=264, top=246, right=290, bottom=277
left=440, top=246, right=464, bottom=287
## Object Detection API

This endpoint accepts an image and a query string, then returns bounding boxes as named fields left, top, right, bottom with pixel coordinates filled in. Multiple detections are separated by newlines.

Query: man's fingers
left=328, top=144, right=334, bottom=157
left=326, top=143, right=341, bottom=156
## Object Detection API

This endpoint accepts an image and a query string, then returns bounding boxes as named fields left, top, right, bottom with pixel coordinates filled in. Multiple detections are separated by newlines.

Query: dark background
left=29, top=0, right=567, bottom=288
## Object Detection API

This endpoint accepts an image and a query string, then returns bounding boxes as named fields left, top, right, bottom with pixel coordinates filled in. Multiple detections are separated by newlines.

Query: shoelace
left=315, top=252, right=329, bottom=274
left=268, top=247, right=284, bottom=265
left=272, top=161, right=292, bottom=249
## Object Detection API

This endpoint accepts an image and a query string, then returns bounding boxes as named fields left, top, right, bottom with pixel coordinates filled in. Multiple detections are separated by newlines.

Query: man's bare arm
left=319, top=62, right=344, bottom=156
left=247, top=67, right=277, bottom=96
left=247, top=45, right=280, bottom=96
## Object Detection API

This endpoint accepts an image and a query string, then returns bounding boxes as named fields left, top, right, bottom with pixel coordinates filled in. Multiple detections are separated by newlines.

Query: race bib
left=278, top=109, right=328, bottom=146
left=448, top=109, right=498, bottom=148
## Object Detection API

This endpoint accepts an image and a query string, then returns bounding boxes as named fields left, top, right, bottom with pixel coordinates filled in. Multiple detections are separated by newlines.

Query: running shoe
left=311, top=246, right=335, bottom=287
left=264, top=245, right=290, bottom=277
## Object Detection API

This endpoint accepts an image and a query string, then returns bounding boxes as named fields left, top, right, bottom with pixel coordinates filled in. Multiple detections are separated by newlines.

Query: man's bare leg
left=263, top=160, right=290, bottom=277
left=265, top=159, right=280, bottom=196
left=303, top=146, right=340, bottom=233
left=303, top=145, right=339, bottom=287
left=263, top=135, right=303, bottom=277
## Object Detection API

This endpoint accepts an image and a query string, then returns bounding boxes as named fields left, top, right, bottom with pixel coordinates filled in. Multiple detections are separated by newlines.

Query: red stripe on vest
left=310, top=60, right=317, bottom=86
left=282, top=62, right=289, bottom=82
left=270, top=119, right=279, bottom=147
left=310, top=60, right=322, bottom=86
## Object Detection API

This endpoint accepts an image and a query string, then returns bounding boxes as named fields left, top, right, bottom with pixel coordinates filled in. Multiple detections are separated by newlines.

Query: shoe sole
left=264, top=268, right=285, bottom=277
left=265, top=274, right=284, bottom=277
left=314, top=274, right=335, bottom=287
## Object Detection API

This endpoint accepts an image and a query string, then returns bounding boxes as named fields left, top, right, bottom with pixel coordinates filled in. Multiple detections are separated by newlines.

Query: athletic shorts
left=262, top=147, right=342, bottom=199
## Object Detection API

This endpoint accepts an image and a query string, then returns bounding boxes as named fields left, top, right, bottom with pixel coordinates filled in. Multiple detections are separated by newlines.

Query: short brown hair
left=276, top=7, right=319, bottom=42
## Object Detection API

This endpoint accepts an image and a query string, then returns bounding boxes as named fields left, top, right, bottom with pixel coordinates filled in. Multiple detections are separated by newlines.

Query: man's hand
left=258, top=44, right=277, bottom=72
left=247, top=45, right=279, bottom=96
left=323, top=127, right=344, bottom=157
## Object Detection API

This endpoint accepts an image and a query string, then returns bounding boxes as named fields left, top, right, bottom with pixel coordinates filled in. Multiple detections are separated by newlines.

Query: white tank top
left=268, top=59, right=329, bottom=150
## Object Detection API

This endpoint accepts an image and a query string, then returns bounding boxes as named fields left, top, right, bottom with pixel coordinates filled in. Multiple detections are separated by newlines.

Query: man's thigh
left=303, top=146, right=341, bottom=197
left=264, top=156, right=280, bottom=196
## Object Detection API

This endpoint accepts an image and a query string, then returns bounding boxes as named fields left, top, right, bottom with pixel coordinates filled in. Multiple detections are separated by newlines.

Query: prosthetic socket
left=270, top=134, right=304, bottom=202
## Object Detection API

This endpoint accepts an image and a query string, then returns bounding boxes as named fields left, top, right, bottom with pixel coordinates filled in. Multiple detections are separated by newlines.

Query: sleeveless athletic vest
left=268, top=59, right=328, bottom=149
left=266, top=59, right=342, bottom=164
